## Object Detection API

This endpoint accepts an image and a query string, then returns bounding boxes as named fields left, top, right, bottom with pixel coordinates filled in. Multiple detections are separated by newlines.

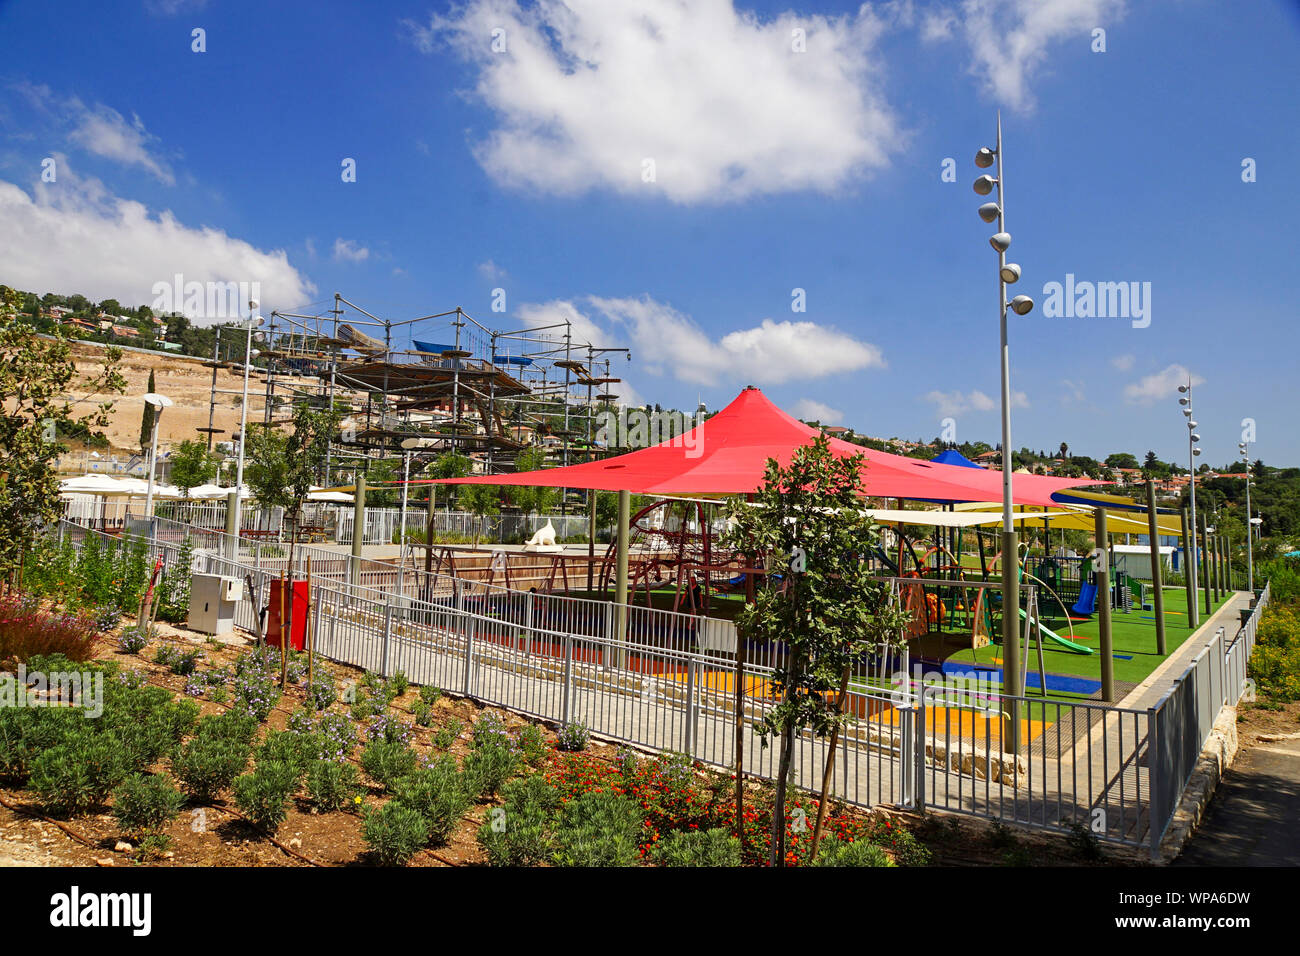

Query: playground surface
left=926, top=587, right=1234, bottom=699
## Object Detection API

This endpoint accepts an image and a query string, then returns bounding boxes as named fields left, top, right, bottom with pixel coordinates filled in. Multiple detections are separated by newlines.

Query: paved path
left=1174, top=732, right=1300, bottom=866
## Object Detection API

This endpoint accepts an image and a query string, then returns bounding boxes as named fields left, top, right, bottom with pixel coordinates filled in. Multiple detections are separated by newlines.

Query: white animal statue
left=524, top=519, right=559, bottom=551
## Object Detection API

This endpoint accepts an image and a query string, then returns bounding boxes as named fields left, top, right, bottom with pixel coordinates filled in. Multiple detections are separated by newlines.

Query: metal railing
left=50, top=519, right=1274, bottom=854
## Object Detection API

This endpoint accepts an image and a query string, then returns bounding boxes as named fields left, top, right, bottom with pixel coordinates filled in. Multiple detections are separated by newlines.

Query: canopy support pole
left=614, top=489, right=630, bottom=667
left=1096, top=507, right=1114, bottom=702
left=1146, top=481, right=1167, bottom=656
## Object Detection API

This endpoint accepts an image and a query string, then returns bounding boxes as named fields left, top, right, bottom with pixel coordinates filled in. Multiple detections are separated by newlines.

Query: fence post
left=312, top=588, right=324, bottom=657
left=684, top=655, right=697, bottom=757
left=525, top=591, right=535, bottom=658
left=562, top=632, right=574, bottom=725
left=897, top=702, right=914, bottom=809
left=380, top=603, right=392, bottom=677
left=1148, top=703, right=1162, bottom=862
left=463, top=611, right=476, bottom=698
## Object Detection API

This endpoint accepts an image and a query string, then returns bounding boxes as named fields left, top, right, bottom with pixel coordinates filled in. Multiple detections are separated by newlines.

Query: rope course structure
left=207, top=294, right=633, bottom=492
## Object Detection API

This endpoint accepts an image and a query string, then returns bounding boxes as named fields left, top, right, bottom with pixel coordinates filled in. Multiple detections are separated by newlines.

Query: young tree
left=169, top=439, right=220, bottom=497
left=244, top=403, right=343, bottom=576
left=459, top=482, right=500, bottom=547
left=0, top=304, right=125, bottom=582
left=426, top=451, right=472, bottom=510
left=722, top=435, right=910, bottom=866
left=509, top=446, right=558, bottom=518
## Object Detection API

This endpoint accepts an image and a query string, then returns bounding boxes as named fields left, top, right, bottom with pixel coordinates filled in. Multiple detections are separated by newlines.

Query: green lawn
left=938, top=586, right=1234, bottom=689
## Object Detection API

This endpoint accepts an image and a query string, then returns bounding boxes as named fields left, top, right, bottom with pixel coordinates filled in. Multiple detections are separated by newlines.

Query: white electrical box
left=188, top=573, right=241, bottom=635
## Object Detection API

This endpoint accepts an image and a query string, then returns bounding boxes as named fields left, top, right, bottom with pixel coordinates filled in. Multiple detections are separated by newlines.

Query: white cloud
left=923, top=388, right=1026, bottom=416
left=925, top=0, right=1126, bottom=110
left=18, top=84, right=174, bottom=183
left=791, top=398, right=844, bottom=424
left=513, top=294, right=883, bottom=406
left=0, top=167, right=314, bottom=320
left=408, top=0, right=903, bottom=203
left=1110, top=353, right=1135, bottom=371
left=587, top=295, right=885, bottom=386
left=332, top=238, right=370, bottom=263
left=69, top=103, right=174, bottom=185
left=1123, top=364, right=1203, bottom=405
left=477, top=259, right=508, bottom=282
left=1060, top=378, right=1086, bottom=403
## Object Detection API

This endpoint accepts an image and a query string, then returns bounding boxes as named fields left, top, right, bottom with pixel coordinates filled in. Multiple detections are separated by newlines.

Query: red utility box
left=267, top=579, right=310, bottom=651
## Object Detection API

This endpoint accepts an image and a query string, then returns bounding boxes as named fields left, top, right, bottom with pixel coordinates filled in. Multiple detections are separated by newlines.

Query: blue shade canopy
left=930, top=449, right=982, bottom=469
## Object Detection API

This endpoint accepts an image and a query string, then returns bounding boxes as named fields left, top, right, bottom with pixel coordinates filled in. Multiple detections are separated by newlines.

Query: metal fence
left=52, top=519, right=1274, bottom=856
left=1147, top=580, right=1271, bottom=855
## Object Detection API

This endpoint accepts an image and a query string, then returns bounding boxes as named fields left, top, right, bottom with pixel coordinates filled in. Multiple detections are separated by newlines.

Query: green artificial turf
left=939, top=586, right=1233, bottom=687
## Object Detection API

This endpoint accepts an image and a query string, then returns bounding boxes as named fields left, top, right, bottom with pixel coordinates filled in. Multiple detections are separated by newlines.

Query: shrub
left=517, top=724, right=548, bottom=767
left=29, top=732, right=130, bottom=816
left=410, top=699, right=435, bottom=727
left=476, top=775, right=559, bottom=866
left=255, top=729, right=313, bottom=781
left=200, top=710, right=259, bottom=746
left=112, top=772, right=185, bottom=840
left=350, top=691, right=385, bottom=721
left=116, top=700, right=198, bottom=772
left=0, top=592, right=97, bottom=663
left=154, top=643, right=202, bottom=676
left=462, top=740, right=520, bottom=800
left=231, top=668, right=281, bottom=722
left=171, top=735, right=251, bottom=802
left=117, top=625, right=150, bottom=654
left=391, top=757, right=471, bottom=846
left=388, top=670, right=409, bottom=698
left=91, top=604, right=123, bottom=634
left=232, top=760, right=299, bottom=833
left=651, top=828, right=743, bottom=867
left=363, top=802, right=430, bottom=866
left=361, top=739, right=418, bottom=791
left=432, top=719, right=462, bottom=750
left=551, top=790, right=642, bottom=867
left=306, top=759, right=360, bottom=812
left=366, top=714, right=414, bottom=745
left=1066, top=823, right=1105, bottom=861
left=555, top=720, right=589, bottom=753
left=418, top=684, right=442, bottom=706
left=307, top=673, right=337, bottom=711
left=813, top=839, right=896, bottom=867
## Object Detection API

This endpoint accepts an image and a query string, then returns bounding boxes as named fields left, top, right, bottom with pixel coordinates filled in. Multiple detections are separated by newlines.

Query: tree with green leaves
left=244, top=402, right=343, bottom=575
left=509, top=446, right=558, bottom=518
left=0, top=300, right=125, bottom=583
left=722, top=434, right=911, bottom=866
left=459, top=482, right=500, bottom=547
left=140, top=370, right=156, bottom=454
left=426, top=451, right=472, bottom=510
left=169, top=439, right=220, bottom=497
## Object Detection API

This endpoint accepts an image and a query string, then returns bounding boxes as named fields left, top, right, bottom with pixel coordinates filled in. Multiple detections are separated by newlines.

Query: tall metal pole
left=1242, top=444, right=1255, bottom=591
left=1184, top=382, right=1200, bottom=629
left=232, top=318, right=256, bottom=542
left=993, top=112, right=1022, bottom=744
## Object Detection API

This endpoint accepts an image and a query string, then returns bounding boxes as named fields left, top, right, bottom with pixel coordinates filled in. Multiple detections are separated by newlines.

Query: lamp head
left=975, top=147, right=996, bottom=168
left=1008, top=294, right=1035, bottom=315
left=1000, top=262, right=1022, bottom=284
left=973, top=174, right=997, bottom=196
left=978, top=202, right=1001, bottom=223
left=989, top=231, right=1012, bottom=253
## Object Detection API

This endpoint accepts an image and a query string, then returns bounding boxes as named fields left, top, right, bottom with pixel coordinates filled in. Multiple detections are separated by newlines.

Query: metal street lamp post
left=974, top=113, right=1034, bottom=748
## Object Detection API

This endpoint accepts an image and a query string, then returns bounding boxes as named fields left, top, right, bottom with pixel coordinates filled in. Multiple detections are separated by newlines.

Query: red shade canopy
left=434, top=387, right=1097, bottom=506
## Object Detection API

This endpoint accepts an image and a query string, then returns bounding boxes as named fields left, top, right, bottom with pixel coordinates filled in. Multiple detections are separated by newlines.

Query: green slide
left=1017, top=607, right=1094, bottom=655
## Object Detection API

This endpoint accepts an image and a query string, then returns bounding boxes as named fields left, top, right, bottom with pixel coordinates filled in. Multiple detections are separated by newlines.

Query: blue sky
left=1, top=0, right=1297, bottom=467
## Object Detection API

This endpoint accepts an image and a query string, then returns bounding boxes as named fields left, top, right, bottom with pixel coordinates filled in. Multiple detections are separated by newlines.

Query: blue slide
left=1071, top=583, right=1098, bottom=617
